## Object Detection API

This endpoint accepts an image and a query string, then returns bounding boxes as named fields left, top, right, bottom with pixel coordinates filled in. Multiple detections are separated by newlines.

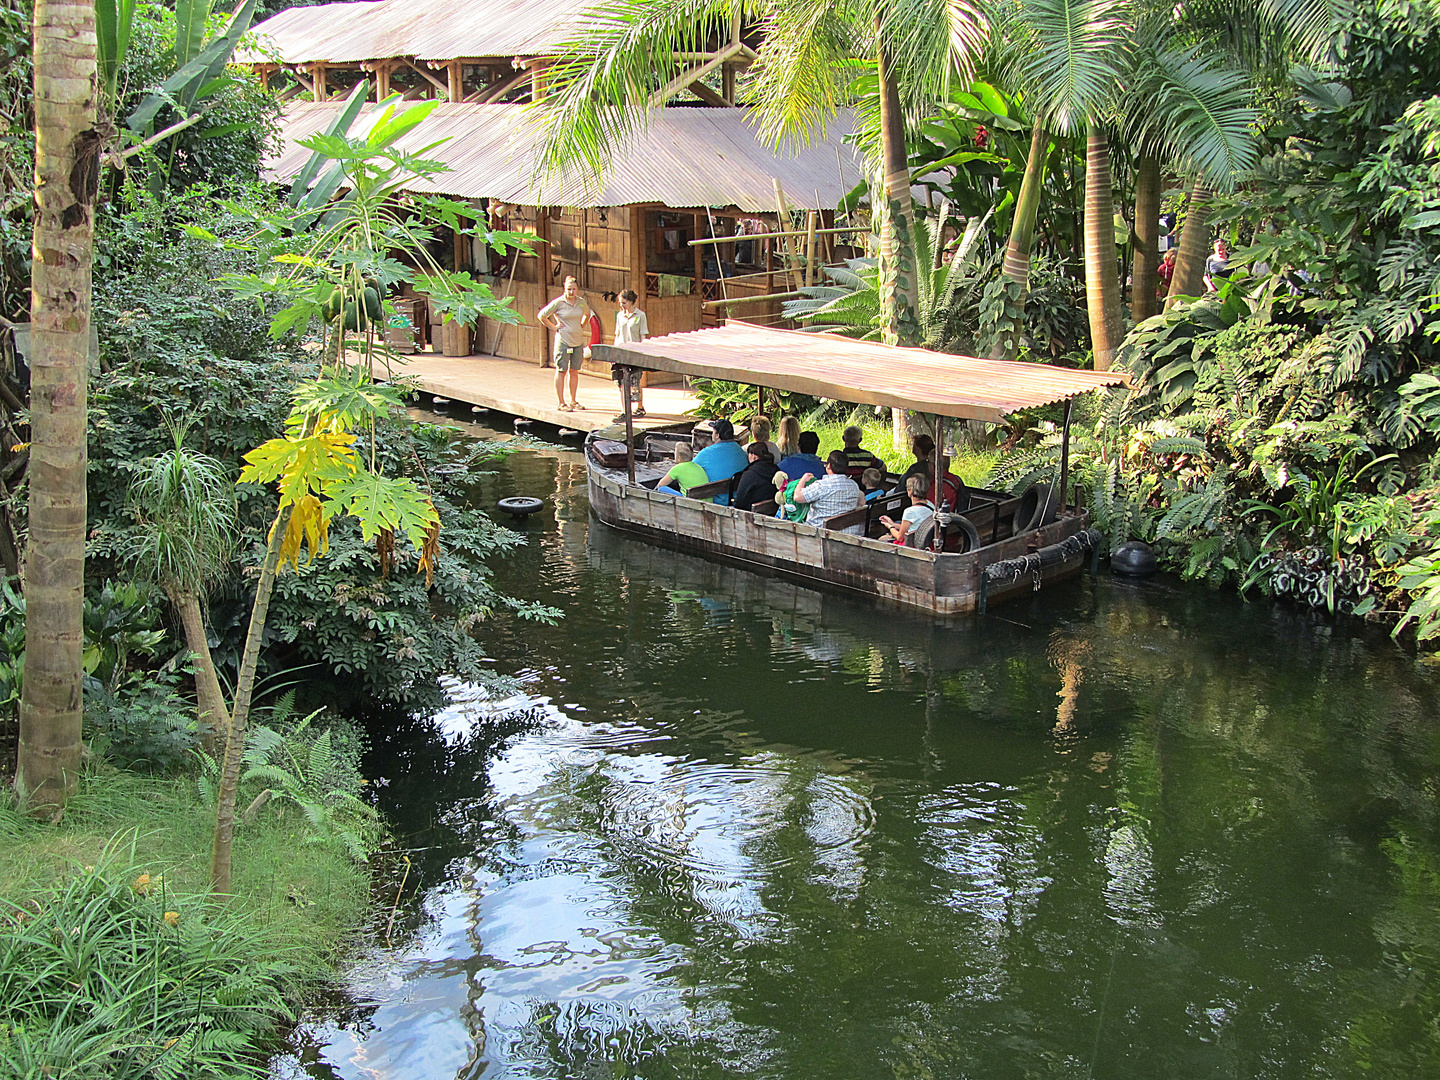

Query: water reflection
left=274, top=434, right=1440, bottom=1080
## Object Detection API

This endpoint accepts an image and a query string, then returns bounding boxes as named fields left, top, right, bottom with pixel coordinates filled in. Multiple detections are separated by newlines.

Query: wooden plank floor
left=372, top=350, right=698, bottom=433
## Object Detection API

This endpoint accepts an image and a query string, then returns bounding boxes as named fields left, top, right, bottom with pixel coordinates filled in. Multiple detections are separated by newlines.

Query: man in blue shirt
left=776, top=430, right=825, bottom=483
left=693, top=418, right=748, bottom=505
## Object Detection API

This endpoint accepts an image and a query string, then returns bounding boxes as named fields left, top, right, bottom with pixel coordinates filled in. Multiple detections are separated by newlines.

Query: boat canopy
left=593, top=323, right=1127, bottom=423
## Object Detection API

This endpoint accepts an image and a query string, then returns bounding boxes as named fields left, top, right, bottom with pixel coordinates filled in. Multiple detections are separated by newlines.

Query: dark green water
left=275, top=422, right=1440, bottom=1080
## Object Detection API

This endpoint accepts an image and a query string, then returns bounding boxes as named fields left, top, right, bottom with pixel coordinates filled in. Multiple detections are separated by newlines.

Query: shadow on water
left=274, top=423, right=1440, bottom=1080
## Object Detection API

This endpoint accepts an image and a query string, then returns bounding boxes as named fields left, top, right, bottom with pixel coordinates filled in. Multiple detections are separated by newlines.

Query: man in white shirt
left=611, top=288, right=649, bottom=418
left=538, top=275, right=591, bottom=411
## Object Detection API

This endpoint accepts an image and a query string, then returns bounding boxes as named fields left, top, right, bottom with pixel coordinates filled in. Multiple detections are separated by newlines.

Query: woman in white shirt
left=879, top=475, right=936, bottom=545
left=612, top=288, right=649, bottom=418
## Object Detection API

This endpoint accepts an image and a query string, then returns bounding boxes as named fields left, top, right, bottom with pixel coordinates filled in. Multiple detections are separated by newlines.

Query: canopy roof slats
left=266, top=102, right=863, bottom=212
left=237, top=0, right=595, bottom=65
left=593, top=324, right=1128, bottom=423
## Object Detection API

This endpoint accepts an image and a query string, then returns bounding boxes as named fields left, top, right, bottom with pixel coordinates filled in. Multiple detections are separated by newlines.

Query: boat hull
left=585, top=456, right=1093, bottom=616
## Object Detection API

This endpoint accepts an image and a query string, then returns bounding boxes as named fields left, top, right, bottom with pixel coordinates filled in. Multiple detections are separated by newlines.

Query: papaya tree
left=207, top=92, right=534, bottom=894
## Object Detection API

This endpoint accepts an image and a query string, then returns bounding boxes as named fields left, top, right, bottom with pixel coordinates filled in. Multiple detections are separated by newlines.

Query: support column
left=538, top=208, right=553, bottom=364
left=693, top=213, right=705, bottom=293
left=447, top=61, right=464, bottom=102
left=628, top=205, right=647, bottom=299
left=310, top=62, right=327, bottom=100
left=375, top=61, right=391, bottom=101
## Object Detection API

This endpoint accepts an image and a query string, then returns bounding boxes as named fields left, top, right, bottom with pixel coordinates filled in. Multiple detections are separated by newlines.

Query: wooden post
left=1058, top=398, right=1074, bottom=515
left=538, top=208, right=553, bottom=364
left=580, top=211, right=590, bottom=290
left=310, top=63, right=327, bottom=100
left=447, top=62, right=464, bottom=102
left=693, top=212, right=705, bottom=293
left=932, top=414, right=945, bottom=551
left=452, top=212, right=466, bottom=273
left=622, top=369, right=636, bottom=484
left=628, top=205, right=648, bottom=299
left=804, top=210, right=818, bottom=287
left=773, top=181, right=803, bottom=290
left=375, top=62, right=391, bottom=101
left=756, top=384, right=764, bottom=420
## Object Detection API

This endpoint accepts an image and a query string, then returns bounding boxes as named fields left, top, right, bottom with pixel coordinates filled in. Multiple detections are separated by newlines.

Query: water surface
left=275, top=421, right=1440, bottom=1080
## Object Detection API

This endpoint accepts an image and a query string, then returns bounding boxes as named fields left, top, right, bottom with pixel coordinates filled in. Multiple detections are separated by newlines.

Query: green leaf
left=239, top=433, right=358, bottom=506
left=325, top=471, right=439, bottom=546
left=127, top=0, right=260, bottom=133
left=290, top=375, right=406, bottom=431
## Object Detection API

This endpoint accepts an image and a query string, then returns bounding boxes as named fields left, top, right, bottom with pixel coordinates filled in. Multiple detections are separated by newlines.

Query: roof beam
left=466, top=66, right=531, bottom=103
left=398, top=58, right=449, bottom=96
left=649, top=41, right=743, bottom=109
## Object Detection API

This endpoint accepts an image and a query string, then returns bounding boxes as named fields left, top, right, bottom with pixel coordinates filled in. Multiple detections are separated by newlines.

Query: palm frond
left=1021, top=0, right=1130, bottom=134
left=1141, top=47, right=1259, bottom=190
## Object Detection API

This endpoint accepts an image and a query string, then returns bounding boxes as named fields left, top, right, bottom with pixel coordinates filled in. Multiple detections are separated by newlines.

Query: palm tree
left=16, top=0, right=98, bottom=815
left=533, top=0, right=986, bottom=349
left=126, top=425, right=237, bottom=754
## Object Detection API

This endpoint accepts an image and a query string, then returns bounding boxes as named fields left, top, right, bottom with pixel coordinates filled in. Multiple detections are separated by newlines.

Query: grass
left=804, top=418, right=1000, bottom=488
left=0, top=769, right=372, bottom=970
left=0, top=768, right=376, bottom=1077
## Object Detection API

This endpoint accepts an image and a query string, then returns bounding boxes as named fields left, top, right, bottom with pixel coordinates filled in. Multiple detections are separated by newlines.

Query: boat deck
left=370, top=350, right=699, bottom=433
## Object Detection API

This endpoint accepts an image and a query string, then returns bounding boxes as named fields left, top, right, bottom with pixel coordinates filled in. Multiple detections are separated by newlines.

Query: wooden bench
left=673, top=475, right=739, bottom=503
left=819, top=493, right=908, bottom=537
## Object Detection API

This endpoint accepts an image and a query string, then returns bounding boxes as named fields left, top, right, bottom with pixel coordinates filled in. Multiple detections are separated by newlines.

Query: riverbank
left=0, top=768, right=377, bottom=1077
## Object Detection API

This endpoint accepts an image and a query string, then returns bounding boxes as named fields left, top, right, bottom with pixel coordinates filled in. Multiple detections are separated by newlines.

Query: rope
left=983, top=529, right=1103, bottom=587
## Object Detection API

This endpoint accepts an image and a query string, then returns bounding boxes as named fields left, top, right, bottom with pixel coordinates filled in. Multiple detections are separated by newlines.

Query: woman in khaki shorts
left=538, top=275, right=591, bottom=411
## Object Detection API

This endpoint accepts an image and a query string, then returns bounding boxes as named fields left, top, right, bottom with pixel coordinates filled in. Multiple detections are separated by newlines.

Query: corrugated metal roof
left=593, top=324, right=1127, bottom=423
left=238, top=0, right=596, bottom=65
left=265, top=101, right=863, bottom=212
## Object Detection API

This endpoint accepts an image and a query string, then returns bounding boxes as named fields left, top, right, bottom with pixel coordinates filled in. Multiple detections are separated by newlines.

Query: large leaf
left=127, top=0, right=260, bottom=134
left=290, top=375, right=406, bottom=431
left=173, top=0, right=211, bottom=69
left=325, top=472, right=440, bottom=547
left=240, top=432, right=358, bottom=506
left=95, top=0, right=137, bottom=103
left=288, top=79, right=371, bottom=209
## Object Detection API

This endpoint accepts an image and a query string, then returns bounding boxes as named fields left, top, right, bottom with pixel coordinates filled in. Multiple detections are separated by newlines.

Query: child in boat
left=861, top=468, right=886, bottom=502
left=879, top=475, right=936, bottom=545
left=656, top=442, right=710, bottom=500
left=773, top=471, right=808, bottom=522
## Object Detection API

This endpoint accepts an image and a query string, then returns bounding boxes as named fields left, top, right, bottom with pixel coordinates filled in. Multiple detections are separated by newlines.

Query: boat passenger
left=656, top=442, right=711, bottom=500
left=916, top=457, right=970, bottom=511
left=732, top=443, right=780, bottom=513
left=901, top=434, right=935, bottom=487
left=879, top=475, right=936, bottom=545
left=861, top=468, right=886, bottom=502
left=748, top=415, right=782, bottom=463
left=840, top=425, right=885, bottom=476
left=773, top=471, right=806, bottom=522
left=775, top=415, right=801, bottom=459
left=693, top=418, right=748, bottom=505
left=793, top=451, right=866, bottom=535
left=776, top=431, right=824, bottom=482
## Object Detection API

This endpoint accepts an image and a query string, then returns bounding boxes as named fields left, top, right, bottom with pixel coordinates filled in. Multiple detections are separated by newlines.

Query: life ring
left=497, top=496, right=544, bottom=519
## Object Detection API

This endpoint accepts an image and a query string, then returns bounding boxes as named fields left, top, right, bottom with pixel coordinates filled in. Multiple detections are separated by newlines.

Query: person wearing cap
left=692, top=418, right=748, bottom=505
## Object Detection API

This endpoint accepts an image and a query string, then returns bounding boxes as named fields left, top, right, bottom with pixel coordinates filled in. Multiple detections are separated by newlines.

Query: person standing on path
left=538, top=276, right=591, bottom=411
left=612, top=289, right=649, bottom=419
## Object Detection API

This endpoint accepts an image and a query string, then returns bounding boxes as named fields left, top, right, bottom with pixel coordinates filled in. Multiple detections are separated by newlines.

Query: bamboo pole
left=772, top=180, right=803, bottom=290
left=804, top=211, right=818, bottom=287
left=688, top=226, right=857, bottom=246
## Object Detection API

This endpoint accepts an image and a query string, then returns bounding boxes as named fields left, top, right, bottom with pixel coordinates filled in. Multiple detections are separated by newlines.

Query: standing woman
left=612, top=288, right=649, bottom=418
left=538, top=275, right=591, bottom=411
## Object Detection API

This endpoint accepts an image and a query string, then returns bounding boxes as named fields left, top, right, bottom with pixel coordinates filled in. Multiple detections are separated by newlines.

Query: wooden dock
left=373, top=350, right=698, bottom=433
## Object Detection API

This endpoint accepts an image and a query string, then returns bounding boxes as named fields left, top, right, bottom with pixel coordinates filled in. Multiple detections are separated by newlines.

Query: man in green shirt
left=538, top=275, right=591, bottom=411
left=656, top=442, right=710, bottom=500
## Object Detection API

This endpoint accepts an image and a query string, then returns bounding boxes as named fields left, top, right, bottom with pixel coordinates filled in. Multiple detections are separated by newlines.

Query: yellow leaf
left=270, top=493, right=330, bottom=573
left=240, top=432, right=358, bottom=508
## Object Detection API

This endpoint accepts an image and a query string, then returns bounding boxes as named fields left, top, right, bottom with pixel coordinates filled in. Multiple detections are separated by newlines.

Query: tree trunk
left=990, top=117, right=1049, bottom=360
left=16, top=0, right=99, bottom=815
left=210, top=502, right=292, bottom=896
left=168, top=585, right=230, bottom=754
left=1131, top=154, right=1161, bottom=323
left=876, top=26, right=920, bottom=453
left=1083, top=122, right=1123, bottom=372
left=1165, top=179, right=1211, bottom=309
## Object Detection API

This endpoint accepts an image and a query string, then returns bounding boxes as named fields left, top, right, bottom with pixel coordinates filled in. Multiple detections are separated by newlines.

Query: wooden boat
left=588, top=324, right=1126, bottom=616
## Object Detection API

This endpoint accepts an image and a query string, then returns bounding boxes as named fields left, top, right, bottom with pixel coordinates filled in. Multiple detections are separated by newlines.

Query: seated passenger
left=793, top=451, right=866, bottom=535
left=901, top=433, right=935, bottom=487
left=747, top=415, right=783, bottom=463
left=915, top=457, right=969, bottom=512
left=879, top=475, right=936, bottom=545
left=776, top=430, right=825, bottom=482
left=656, top=442, right=711, bottom=500
left=732, top=443, right=780, bottom=513
left=774, top=471, right=808, bottom=522
left=693, top=418, right=748, bottom=505
left=861, top=467, right=886, bottom=502
left=840, top=425, right=885, bottom=477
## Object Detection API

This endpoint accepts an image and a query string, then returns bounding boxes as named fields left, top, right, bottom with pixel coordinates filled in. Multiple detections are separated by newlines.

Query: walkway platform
left=375, top=350, right=698, bottom=433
